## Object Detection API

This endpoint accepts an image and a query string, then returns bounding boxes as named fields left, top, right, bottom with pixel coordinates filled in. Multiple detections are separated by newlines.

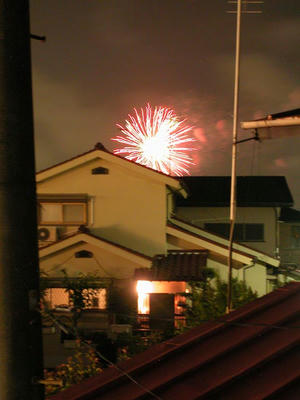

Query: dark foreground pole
left=0, top=1, right=44, bottom=399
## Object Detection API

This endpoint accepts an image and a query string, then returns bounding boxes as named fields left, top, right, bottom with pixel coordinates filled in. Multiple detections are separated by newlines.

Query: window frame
left=204, top=222, right=264, bottom=242
left=39, top=201, right=87, bottom=226
left=44, top=287, right=107, bottom=310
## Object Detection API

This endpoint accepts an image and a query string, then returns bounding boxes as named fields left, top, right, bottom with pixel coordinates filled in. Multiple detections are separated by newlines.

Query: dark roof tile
left=135, top=250, right=208, bottom=281
left=176, top=176, right=293, bottom=207
left=279, top=207, right=300, bottom=222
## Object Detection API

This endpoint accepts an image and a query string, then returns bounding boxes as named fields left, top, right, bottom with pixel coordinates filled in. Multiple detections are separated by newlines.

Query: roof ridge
left=39, top=229, right=152, bottom=260
left=36, top=143, right=181, bottom=183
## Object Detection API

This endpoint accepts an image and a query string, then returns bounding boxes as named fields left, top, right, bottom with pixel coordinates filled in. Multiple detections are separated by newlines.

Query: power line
left=41, top=308, right=163, bottom=400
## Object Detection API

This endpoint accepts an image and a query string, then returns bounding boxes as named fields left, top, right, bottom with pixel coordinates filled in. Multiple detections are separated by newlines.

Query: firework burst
left=112, top=104, right=195, bottom=176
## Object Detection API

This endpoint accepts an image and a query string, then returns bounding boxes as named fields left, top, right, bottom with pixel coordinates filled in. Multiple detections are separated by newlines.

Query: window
left=44, top=288, right=106, bottom=310
left=44, top=288, right=69, bottom=310
left=204, top=223, right=264, bottom=242
left=291, top=226, right=300, bottom=248
left=39, top=202, right=87, bottom=225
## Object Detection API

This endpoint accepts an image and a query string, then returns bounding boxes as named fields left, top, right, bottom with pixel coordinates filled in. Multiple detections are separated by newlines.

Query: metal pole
left=226, top=0, right=242, bottom=313
left=0, top=1, right=44, bottom=398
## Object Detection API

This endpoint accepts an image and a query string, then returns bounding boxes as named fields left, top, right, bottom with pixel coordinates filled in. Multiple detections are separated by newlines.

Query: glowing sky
left=30, top=0, right=300, bottom=207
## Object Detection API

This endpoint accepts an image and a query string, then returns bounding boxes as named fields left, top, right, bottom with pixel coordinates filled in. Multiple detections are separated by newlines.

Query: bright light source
left=112, top=104, right=195, bottom=176
left=136, top=280, right=153, bottom=314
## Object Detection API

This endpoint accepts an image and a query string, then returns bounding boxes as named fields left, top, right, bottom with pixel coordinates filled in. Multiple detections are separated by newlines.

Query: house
left=37, top=144, right=283, bottom=366
left=278, top=207, right=300, bottom=280
left=48, top=281, right=300, bottom=400
left=174, top=176, right=293, bottom=257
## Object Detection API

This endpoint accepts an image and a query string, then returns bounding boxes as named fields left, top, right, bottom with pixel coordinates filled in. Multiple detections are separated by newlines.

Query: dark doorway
left=149, top=293, right=174, bottom=330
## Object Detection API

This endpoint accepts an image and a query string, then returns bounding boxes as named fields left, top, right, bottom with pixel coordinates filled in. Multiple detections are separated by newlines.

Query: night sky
left=30, top=0, right=300, bottom=207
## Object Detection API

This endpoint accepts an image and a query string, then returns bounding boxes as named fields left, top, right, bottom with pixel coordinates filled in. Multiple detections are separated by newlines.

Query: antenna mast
left=226, top=0, right=263, bottom=313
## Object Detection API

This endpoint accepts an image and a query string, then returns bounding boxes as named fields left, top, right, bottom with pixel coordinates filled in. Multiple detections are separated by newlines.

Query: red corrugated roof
left=49, top=282, right=300, bottom=400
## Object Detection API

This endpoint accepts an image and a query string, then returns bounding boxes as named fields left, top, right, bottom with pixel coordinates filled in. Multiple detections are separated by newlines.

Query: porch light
left=136, top=280, right=153, bottom=314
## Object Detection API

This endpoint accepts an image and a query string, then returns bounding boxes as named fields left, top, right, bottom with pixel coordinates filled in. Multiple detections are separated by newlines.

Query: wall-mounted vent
left=91, top=167, right=109, bottom=175
left=75, top=250, right=93, bottom=258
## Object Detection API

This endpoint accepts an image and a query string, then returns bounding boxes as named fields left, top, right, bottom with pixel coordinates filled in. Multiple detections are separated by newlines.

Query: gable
left=39, top=232, right=151, bottom=280
left=36, top=145, right=185, bottom=194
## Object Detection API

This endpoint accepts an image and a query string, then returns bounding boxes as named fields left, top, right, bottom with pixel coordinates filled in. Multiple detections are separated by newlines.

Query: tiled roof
left=279, top=207, right=300, bottom=222
left=176, top=176, right=293, bottom=207
left=49, top=282, right=300, bottom=400
left=135, top=250, right=208, bottom=281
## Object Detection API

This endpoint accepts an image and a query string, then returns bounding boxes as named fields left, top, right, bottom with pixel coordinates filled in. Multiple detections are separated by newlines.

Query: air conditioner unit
left=38, top=226, right=57, bottom=242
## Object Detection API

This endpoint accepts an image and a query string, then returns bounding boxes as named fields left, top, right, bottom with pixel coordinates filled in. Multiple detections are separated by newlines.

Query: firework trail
left=112, top=104, right=195, bottom=176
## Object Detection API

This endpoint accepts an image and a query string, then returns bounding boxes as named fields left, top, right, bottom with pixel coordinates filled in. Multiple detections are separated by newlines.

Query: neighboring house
left=37, top=142, right=185, bottom=257
left=278, top=207, right=300, bottom=279
left=49, top=282, right=300, bottom=400
left=166, top=216, right=279, bottom=296
left=37, top=145, right=283, bottom=366
left=174, top=176, right=293, bottom=257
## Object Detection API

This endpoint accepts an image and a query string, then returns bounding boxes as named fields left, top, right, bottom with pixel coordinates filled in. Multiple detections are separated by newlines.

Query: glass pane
left=245, top=224, right=264, bottom=241
left=205, top=223, right=230, bottom=238
left=82, top=289, right=107, bottom=309
left=292, top=226, right=300, bottom=248
left=50, top=288, right=69, bottom=309
left=40, top=203, right=62, bottom=223
left=233, top=224, right=244, bottom=241
left=63, top=204, right=85, bottom=223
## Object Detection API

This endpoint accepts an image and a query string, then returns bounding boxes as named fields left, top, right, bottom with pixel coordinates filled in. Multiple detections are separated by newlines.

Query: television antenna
left=226, top=0, right=264, bottom=312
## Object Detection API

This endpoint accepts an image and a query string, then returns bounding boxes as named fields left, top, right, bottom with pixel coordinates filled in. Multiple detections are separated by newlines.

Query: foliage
left=44, top=341, right=102, bottom=397
left=61, top=269, right=101, bottom=330
left=114, top=331, right=164, bottom=361
left=184, top=272, right=258, bottom=327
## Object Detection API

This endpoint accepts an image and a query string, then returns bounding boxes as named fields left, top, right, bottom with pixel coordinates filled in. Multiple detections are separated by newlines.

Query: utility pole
left=226, top=1, right=263, bottom=312
left=0, top=1, right=44, bottom=399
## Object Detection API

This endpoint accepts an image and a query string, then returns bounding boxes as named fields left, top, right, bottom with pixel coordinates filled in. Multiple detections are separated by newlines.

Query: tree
left=184, top=271, right=257, bottom=327
left=60, top=269, right=102, bottom=334
left=43, top=341, right=101, bottom=397
left=40, top=269, right=103, bottom=336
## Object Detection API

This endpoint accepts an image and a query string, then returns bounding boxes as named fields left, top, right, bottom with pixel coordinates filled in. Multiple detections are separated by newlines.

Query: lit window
left=82, top=289, right=107, bottom=310
left=39, top=202, right=87, bottom=225
left=43, top=288, right=69, bottom=310
left=43, top=288, right=106, bottom=310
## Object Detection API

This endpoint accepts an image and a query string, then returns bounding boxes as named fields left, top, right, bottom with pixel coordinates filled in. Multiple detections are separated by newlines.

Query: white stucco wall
left=207, top=259, right=266, bottom=297
left=176, top=206, right=278, bottom=257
